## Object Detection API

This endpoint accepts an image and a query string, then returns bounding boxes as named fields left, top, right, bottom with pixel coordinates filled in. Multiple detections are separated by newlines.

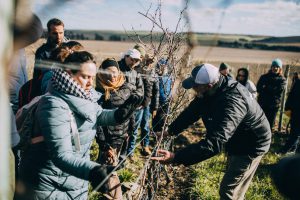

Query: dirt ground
left=155, top=122, right=206, bottom=199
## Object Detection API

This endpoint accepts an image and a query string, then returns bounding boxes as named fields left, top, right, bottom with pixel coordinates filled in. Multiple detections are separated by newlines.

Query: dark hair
left=100, top=58, right=119, bottom=70
left=61, top=41, right=83, bottom=50
left=47, top=18, right=64, bottom=32
left=64, top=51, right=95, bottom=74
left=236, top=68, right=249, bottom=85
left=219, top=62, right=230, bottom=71
left=50, top=41, right=84, bottom=62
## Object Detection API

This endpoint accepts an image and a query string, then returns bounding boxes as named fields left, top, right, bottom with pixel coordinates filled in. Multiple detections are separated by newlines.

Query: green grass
left=188, top=133, right=288, bottom=200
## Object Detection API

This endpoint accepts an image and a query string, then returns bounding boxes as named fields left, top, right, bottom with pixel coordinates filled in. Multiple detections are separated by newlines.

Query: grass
left=88, top=112, right=291, bottom=199
left=187, top=132, right=289, bottom=200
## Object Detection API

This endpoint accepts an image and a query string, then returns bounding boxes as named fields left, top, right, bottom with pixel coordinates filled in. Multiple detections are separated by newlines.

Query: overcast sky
left=32, top=0, right=300, bottom=37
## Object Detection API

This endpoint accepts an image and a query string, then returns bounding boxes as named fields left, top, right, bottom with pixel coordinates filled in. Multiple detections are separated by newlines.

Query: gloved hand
left=114, top=94, right=143, bottom=123
left=88, top=165, right=114, bottom=192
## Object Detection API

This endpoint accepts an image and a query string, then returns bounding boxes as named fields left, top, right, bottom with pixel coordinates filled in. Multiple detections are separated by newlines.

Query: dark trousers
left=261, top=106, right=279, bottom=130
left=152, top=102, right=170, bottom=132
left=282, top=111, right=300, bottom=153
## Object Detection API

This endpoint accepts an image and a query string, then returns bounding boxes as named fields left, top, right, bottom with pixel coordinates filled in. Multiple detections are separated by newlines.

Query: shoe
left=142, top=146, right=151, bottom=156
left=127, top=155, right=134, bottom=162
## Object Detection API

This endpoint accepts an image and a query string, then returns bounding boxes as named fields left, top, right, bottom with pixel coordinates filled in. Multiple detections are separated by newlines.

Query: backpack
left=15, top=93, right=81, bottom=151
left=18, top=78, right=42, bottom=110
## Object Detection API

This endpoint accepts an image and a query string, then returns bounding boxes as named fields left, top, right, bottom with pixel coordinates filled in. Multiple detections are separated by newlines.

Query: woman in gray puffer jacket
left=18, top=51, right=140, bottom=200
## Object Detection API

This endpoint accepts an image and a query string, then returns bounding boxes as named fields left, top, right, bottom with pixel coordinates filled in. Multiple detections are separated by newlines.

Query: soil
left=155, top=122, right=206, bottom=200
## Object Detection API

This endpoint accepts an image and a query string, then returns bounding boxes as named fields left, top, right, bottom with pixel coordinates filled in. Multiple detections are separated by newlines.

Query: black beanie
left=101, top=59, right=119, bottom=69
left=219, top=62, right=230, bottom=71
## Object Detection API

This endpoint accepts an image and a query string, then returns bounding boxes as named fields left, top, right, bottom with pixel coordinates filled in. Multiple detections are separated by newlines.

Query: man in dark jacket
left=35, top=18, right=66, bottom=61
left=128, top=51, right=159, bottom=156
left=152, top=63, right=272, bottom=200
left=118, top=49, right=144, bottom=97
left=257, top=59, right=286, bottom=131
left=280, top=79, right=300, bottom=153
left=118, top=49, right=144, bottom=157
left=34, top=18, right=67, bottom=82
left=18, top=18, right=68, bottom=109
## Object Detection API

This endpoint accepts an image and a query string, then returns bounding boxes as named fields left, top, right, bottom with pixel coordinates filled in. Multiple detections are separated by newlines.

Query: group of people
left=8, top=17, right=300, bottom=200
left=9, top=18, right=173, bottom=200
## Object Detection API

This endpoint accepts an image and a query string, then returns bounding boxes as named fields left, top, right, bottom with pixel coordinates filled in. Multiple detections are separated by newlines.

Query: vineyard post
left=278, top=65, right=290, bottom=132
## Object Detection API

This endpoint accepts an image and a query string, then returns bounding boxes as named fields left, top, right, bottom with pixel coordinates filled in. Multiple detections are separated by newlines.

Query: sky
left=32, top=0, right=300, bottom=37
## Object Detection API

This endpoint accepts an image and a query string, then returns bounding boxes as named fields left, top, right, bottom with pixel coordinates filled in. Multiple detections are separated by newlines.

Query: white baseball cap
left=182, top=63, right=220, bottom=89
left=125, top=49, right=141, bottom=60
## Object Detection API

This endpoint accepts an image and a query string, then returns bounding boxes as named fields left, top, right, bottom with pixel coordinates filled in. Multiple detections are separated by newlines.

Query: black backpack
left=18, top=78, right=42, bottom=110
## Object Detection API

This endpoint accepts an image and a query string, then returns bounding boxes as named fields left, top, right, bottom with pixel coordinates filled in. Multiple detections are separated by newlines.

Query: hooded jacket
left=19, top=84, right=116, bottom=200
left=257, top=71, right=286, bottom=109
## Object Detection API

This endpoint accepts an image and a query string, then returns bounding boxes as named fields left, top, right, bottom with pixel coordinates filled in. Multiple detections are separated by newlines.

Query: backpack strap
left=69, top=110, right=81, bottom=152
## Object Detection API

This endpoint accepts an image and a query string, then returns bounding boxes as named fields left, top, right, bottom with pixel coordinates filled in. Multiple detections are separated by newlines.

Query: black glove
left=88, top=165, right=114, bottom=192
left=114, top=94, right=143, bottom=123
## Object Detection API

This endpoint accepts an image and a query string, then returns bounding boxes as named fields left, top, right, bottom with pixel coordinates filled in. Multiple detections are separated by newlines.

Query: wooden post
left=0, top=0, right=13, bottom=199
left=278, top=65, right=290, bottom=132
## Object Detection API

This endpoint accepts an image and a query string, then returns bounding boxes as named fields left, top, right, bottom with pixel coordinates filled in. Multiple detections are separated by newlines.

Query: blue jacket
left=20, top=84, right=116, bottom=199
left=159, top=76, right=172, bottom=103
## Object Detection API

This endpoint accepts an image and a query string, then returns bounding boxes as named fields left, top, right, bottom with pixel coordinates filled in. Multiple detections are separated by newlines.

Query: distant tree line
left=218, top=40, right=300, bottom=52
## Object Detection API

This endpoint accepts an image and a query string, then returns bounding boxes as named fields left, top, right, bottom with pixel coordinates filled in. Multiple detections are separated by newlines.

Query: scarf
left=52, top=69, right=92, bottom=101
left=96, top=71, right=125, bottom=100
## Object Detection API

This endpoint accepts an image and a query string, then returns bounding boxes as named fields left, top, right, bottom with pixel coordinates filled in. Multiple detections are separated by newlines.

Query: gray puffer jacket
left=19, top=84, right=116, bottom=200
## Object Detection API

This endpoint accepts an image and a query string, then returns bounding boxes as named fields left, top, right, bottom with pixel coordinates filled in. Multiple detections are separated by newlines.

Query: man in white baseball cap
left=182, top=63, right=220, bottom=97
left=152, top=63, right=272, bottom=200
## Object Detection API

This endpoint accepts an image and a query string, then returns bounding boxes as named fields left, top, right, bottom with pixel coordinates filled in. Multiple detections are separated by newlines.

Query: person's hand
left=285, top=110, right=292, bottom=118
left=88, top=165, right=114, bottom=192
left=151, top=149, right=175, bottom=164
left=152, top=110, right=157, bottom=118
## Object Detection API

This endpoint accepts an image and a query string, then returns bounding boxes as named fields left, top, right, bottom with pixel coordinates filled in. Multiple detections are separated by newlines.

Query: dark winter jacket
left=285, top=79, right=300, bottom=112
left=118, top=59, right=144, bottom=97
left=34, top=38, right=68, bottom=79
left=135, top=65, right=159, bottom=109
left=96, top=82, right=132, bottom=148
left=257, top=72, right=286, bottom=109
left=169, top=76, right=272, bottom=166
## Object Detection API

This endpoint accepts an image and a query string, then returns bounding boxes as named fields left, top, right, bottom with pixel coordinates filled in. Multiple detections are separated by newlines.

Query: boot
left=142, top=146, right=151, bottom=156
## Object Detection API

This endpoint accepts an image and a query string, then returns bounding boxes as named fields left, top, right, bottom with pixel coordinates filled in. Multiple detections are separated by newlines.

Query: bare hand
left=152, top=110, right=157, bottom=118
left=151, top=149, right=175, bottom=164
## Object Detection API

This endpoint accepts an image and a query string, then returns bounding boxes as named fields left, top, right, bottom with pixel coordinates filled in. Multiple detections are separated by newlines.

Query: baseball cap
left=125, top=49, right=141, bottom=60
left=133, top=44, right=146, bottom=58
left=271, top=58, right=283, bottom=68
left=182, top=63, right=220, bottom=89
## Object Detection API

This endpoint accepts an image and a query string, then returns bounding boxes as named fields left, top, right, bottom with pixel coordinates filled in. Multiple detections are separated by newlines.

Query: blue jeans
left=127, top=106, right=150, bottom=155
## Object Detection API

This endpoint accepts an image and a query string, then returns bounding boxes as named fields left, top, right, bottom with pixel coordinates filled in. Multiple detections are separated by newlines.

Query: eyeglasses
left=237, top=74, right=246, bottom=77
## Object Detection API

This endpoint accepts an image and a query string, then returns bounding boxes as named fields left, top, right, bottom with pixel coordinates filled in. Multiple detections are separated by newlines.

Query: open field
left=25, top=39, right=300, bottom=80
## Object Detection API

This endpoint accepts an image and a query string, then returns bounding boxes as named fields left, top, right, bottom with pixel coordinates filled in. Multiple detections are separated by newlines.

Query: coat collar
left=49, top=84, right=102, bottom=121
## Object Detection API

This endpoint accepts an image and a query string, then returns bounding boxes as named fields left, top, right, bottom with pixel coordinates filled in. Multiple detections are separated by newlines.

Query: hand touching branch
left=151, top=149, right=175, bottom=164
